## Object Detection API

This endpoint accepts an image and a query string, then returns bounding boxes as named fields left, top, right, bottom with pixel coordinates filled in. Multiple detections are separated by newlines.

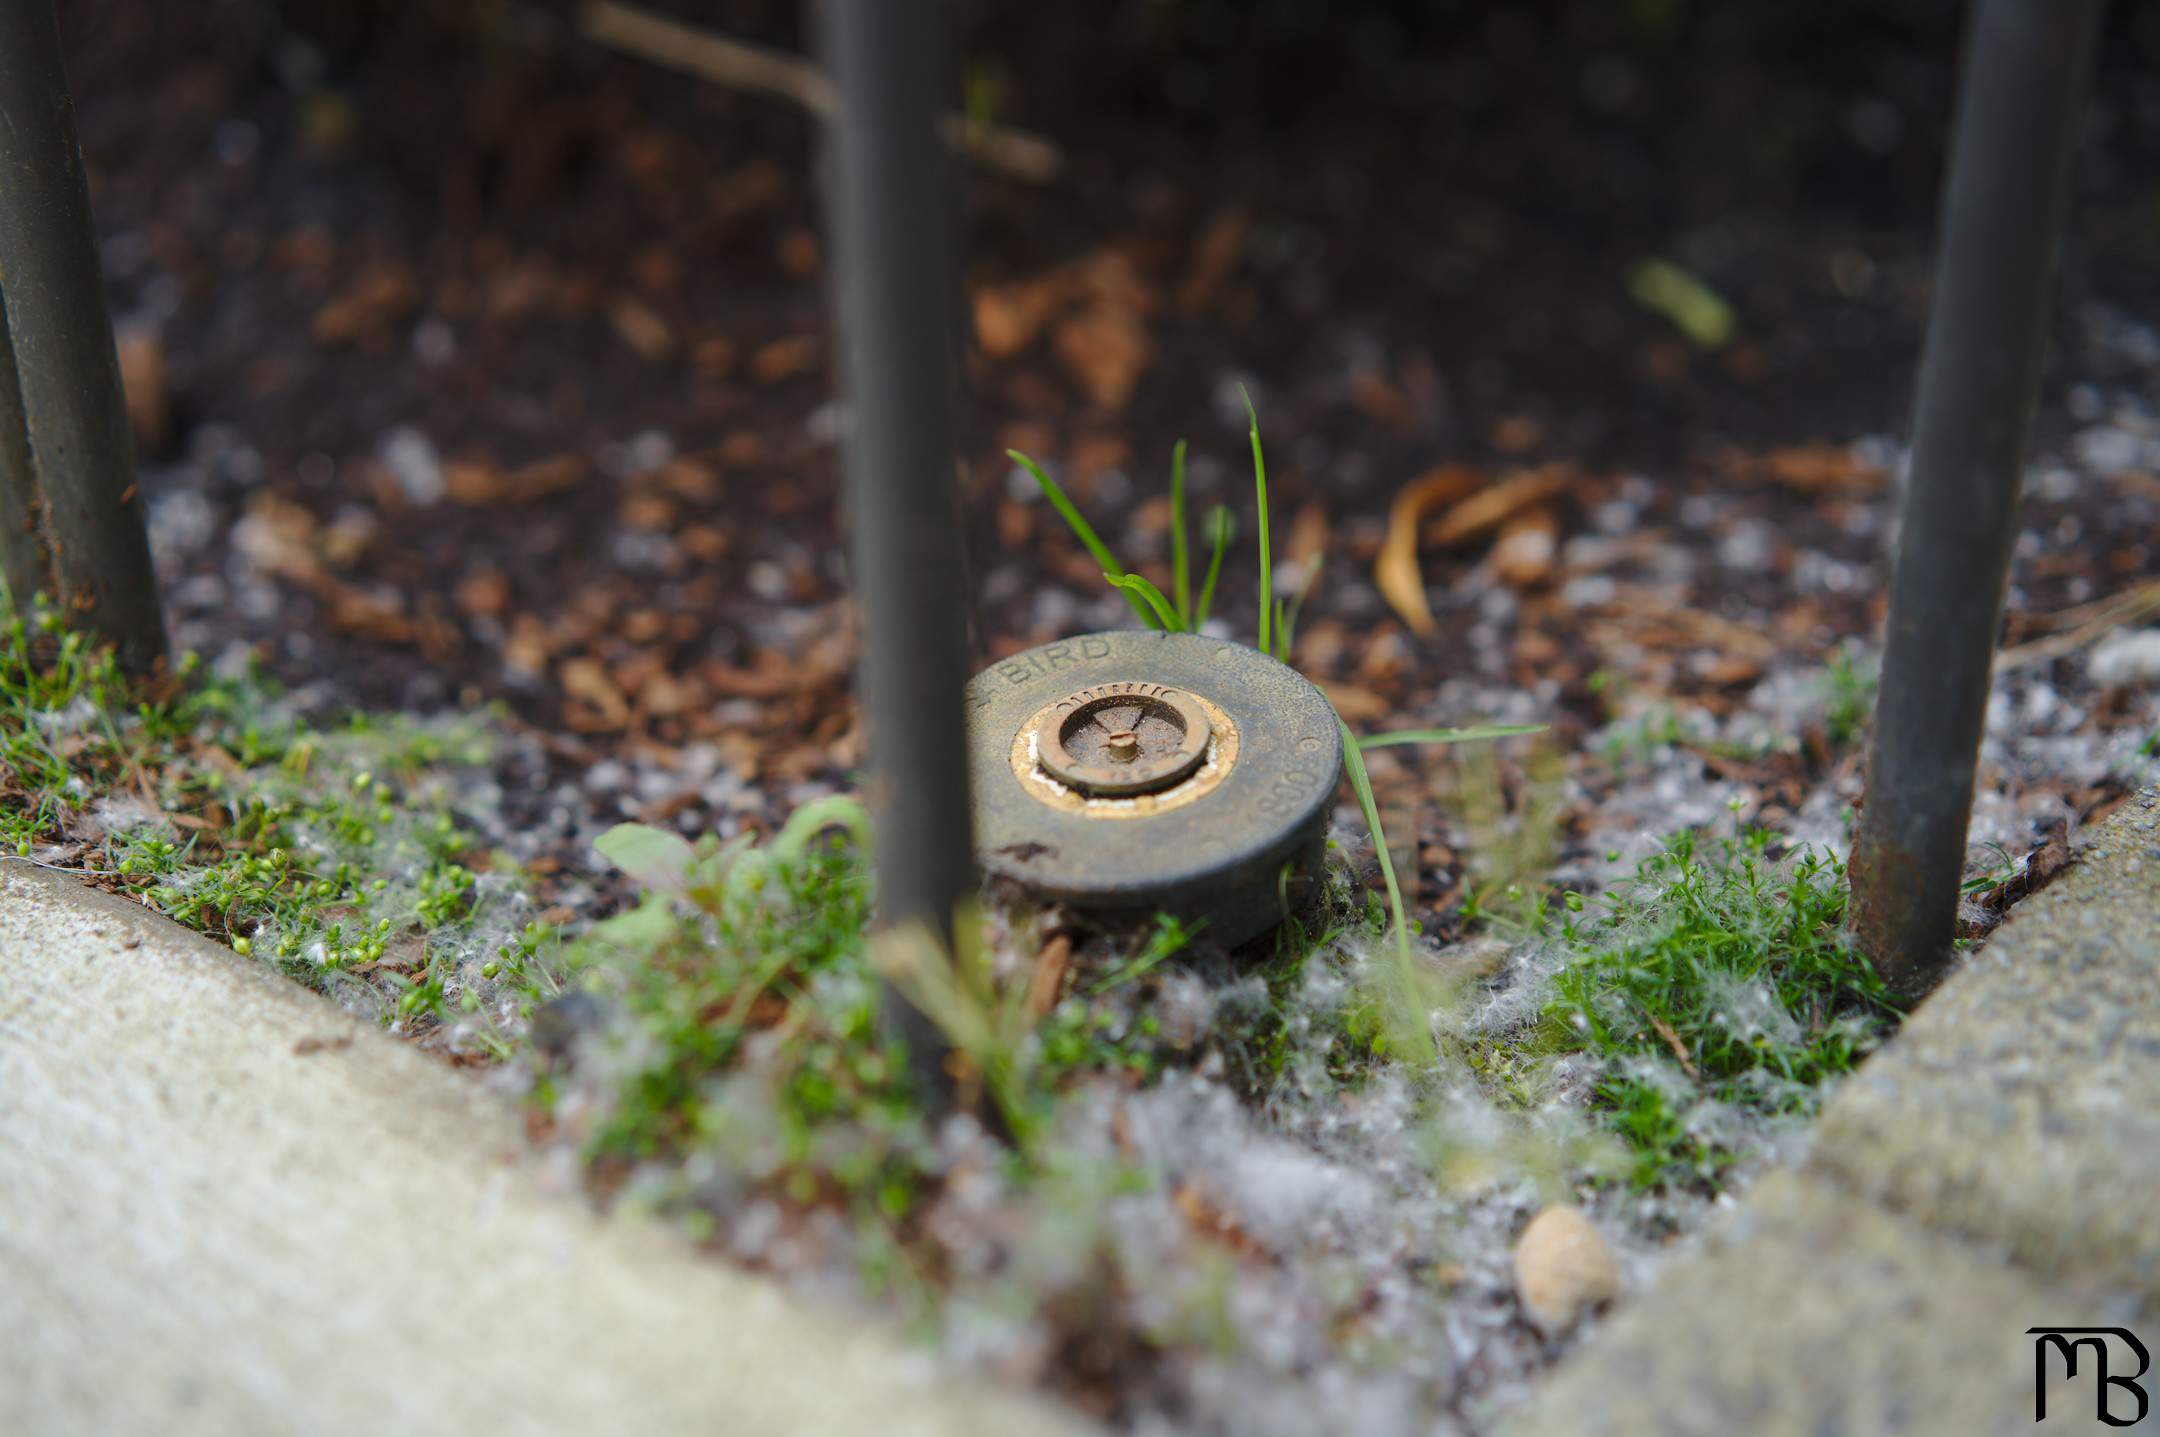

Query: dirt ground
left=63, top=0, right=2160, bottom=914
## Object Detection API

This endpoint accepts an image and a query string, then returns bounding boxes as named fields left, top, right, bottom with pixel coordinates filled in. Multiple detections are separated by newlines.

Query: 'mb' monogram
left=2029, top=1327, right=2150, bottom=1426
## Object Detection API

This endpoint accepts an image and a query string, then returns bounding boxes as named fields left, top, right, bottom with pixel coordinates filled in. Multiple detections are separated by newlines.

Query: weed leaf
left=1358, top=724, right=1547, bottom=750
left=596, top=822, right=698, bottom=893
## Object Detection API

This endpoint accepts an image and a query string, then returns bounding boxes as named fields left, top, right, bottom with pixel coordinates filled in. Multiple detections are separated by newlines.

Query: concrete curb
left=0, top=862, right=1092, bottom=1437
left=1507, top=787, right=2160, bottom=1435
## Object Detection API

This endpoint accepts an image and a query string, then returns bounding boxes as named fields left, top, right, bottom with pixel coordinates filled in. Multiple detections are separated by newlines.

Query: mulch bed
left=64, top=0, right=2160, bottom=916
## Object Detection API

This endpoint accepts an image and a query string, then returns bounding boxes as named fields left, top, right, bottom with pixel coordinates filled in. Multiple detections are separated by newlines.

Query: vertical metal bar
left=819, top=1, right=974, bottom=1095
left=1851, top=0, right=2104, bottom=996
left=0, top=306, right=51, bottom=604
left=0, top=0, right=165, bottom=668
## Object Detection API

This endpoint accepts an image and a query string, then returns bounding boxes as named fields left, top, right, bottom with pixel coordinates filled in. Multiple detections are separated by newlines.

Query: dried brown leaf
left=1647, top=1013, right=1698, bottom=1080
left=1025, top=934, right=1073, bottom=1018
left=1374, top=465, right=1481, bottom=635
left=1175, top=208, right=1251, bottom=313
left=1425, top=464, right=1573, bottom=549
left=1053, top=304, right=1151, bottom=412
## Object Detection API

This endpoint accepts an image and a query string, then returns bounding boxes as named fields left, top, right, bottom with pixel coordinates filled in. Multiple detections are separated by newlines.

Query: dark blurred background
left=50, top=1, right=2160, bottom=800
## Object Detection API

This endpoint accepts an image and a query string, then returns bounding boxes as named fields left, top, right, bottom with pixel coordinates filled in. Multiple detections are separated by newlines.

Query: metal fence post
left=0, top=0, right=165, bottom=668
left=819, top=1, right=974, bottom=1097
left=1851, top=0, right=2105, bottom=996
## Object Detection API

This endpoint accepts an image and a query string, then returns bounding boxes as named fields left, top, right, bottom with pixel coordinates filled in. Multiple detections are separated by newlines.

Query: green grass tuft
left=0, top=592, right=553, bottom=1042
left=1542, top=829, right=1902, bottom=1188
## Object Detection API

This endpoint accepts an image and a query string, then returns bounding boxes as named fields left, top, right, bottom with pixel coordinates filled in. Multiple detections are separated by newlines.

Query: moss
left=0, top=594, right=554, bottom=1043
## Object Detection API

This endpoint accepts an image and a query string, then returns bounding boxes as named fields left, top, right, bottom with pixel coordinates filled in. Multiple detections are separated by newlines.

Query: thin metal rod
left=819, top=0, right=974, bottom=1096
left=1851, top=0, right=2104, bottom=996
left=0, top=0, right=164, bottom=667
left=0, top=303, right=50, bottom=603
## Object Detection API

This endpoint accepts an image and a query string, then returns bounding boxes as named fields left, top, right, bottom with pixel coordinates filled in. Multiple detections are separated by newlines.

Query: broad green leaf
left=595, top=822, right=696, bottom=892
left=589, top=893, right=680, bottom=949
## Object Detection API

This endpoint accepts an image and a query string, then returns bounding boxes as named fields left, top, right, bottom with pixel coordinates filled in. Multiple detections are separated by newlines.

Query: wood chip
left=1318, top=681, right=1390, bottom=722
left=559, top=656, right=631, bottom=728
left=1175, top=208, right=1251, bottom=313
left=1052, top=304, right=1151, bottom=412
left=608, top=295, right=676, bottom=364
left=971, top=271, right=1078, bottom=358
left=1025, top=934, right=1072, bottom=1018
left=116, top=329, right=170, bottom=453
left=749, top=335, right=819, bottom=383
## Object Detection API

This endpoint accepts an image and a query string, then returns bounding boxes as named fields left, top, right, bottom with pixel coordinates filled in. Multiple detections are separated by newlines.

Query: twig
left=1647, top=1012, right=1699, bottom=1081
left=1996, top=579, right=2160, bottom=672
left=579, top=1, right=1064, bottom=184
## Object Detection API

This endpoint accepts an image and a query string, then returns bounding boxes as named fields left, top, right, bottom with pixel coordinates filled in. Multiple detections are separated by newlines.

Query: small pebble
left=1514, top=1204, right=1620, bottom=1336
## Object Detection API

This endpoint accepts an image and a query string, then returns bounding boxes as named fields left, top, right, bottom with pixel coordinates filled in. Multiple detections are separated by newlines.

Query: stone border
left=0, top=862, right=1092, bottom=1437
left=1506, top=787, right=2160, bottom=1435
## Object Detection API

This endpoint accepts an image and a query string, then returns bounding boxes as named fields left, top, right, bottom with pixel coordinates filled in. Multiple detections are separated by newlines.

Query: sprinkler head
left=967, top=630, right=1342, bottom=948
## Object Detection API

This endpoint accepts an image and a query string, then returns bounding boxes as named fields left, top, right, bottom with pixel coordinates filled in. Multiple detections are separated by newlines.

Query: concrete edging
left=0, top=861, right=1092, bottom=1437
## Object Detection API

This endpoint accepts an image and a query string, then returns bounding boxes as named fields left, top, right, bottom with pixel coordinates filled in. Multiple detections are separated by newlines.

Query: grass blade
left=1194, top=505, right=1233, bottom=629
left=1337, top=714, right=1436, bottom=1066
left=1242, top=388, right=1272, bottom=659
left=1106, top=573, right=1180, bottom=630
left=1009, top=448, right=1155, bottom=627
left=1170, top=439, right=1191, bottom=627
left=1358, top=724, right=1548, bottom=750
left=1276, top=554, right=1321, bottom=662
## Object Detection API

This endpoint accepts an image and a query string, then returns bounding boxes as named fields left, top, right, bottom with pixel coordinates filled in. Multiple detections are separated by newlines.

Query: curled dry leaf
left=1425, top=463, right=1573, bottom=549
left=1374, top=465, right=1481, bottom=635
